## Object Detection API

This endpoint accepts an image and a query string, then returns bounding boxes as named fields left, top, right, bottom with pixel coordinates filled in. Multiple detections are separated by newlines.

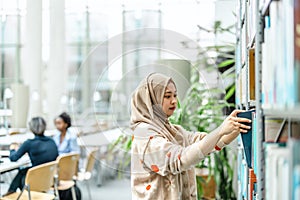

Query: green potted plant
left=169, top=66, right=235, bottom=199
left=170, top=21, right=236, bottom=199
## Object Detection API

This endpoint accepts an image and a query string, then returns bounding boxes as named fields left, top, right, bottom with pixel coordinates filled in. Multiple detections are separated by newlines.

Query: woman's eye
left=164, top=96, right=171, bottom=99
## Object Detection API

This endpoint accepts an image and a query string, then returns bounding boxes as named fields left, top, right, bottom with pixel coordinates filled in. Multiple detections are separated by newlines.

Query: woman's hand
left=218, top=110, right=252, bottom=144
left=9, top=142, right=19, bottom=151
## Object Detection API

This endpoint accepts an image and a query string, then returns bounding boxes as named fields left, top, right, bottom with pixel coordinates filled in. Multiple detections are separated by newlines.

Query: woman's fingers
left=235, top=122, right=251, bottom=129
left=235, top=117, right=252, bottom=123
left=230, top=110, right=245, bottom=117
left=233, top=121, right=251, bottom=134
left=240, top=129, right=248, bottom=133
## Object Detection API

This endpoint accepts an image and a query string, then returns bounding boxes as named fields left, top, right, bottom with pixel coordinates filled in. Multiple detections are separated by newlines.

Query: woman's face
left=55, top=117, right=67, bottom=132
left=162, top=82, right=177, bottom=117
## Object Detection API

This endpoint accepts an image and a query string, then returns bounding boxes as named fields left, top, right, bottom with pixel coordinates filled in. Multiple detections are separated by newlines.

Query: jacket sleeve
left=69, top=137, right=80, bottom=153
left=175, top=125, right=227, bottom=151
left=135, top=135, right=205, bottom=176
left=133, top=130, right=225, bottom=177
left=10, top=140, right=29, bottom=162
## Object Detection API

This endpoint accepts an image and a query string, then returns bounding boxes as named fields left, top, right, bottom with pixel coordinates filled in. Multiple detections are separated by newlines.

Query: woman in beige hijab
left=131, top=73, right=251, bottom=200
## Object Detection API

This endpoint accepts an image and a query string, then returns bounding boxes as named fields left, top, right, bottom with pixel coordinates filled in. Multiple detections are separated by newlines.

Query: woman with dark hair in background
left=53, top=112, right=80, bottom=155
left=5, top=117, right=59, bottom=196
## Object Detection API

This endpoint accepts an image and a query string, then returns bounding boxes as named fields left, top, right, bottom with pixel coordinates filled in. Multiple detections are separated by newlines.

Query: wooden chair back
left=57, top=153, right=80, bottom=181
left=86, top=149, right=98, bottom=173
left=25, top=161, right=57, bottom=192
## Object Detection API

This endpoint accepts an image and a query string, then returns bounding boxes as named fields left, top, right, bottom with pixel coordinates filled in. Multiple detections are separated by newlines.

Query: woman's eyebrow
left=164, top=90, right=177, bottom=94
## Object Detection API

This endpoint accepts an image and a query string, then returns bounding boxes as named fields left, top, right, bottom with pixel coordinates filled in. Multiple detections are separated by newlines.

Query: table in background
left=0, top=156, right=31, bottom=196
left=0, top=157, right=31, bottom=174
left=0, top=129, right=59, bottom=147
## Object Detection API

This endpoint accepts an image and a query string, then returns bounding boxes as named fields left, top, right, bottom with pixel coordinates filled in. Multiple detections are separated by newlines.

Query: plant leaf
left=225, top=85, right=236, bottom=100
left=218, top=59, right=235, bottom=68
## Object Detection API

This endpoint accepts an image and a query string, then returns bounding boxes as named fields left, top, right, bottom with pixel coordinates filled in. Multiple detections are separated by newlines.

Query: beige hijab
left=131, top=73, right=184, bottom=145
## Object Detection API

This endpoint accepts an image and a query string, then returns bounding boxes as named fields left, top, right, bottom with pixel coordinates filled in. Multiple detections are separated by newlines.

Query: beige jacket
left=131, top=123, right=225, bottom=200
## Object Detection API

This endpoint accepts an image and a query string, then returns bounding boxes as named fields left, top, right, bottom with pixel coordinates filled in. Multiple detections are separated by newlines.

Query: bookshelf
left=235, top=0, right=300, bottom=199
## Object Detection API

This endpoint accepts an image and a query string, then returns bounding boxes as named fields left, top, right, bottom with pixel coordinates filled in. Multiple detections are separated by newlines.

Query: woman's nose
left=171, top=97, right=177, bottom=104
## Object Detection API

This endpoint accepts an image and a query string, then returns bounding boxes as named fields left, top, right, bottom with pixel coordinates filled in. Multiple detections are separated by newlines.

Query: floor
left=77, top=177, right=131, bottom=200
left=0, top=170, right=132, bottom=200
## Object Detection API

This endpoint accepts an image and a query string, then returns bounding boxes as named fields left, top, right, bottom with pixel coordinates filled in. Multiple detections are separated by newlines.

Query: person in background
left=53, top=112, right=80, bottom=155
left=5, top=117, right=59, bottom=195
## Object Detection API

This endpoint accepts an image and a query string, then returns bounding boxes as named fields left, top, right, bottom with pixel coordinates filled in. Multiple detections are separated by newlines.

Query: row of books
left=236, top=0, right=300, bottom=199
left=261, top=0, right=300, bottom=107
left=237, top=110, right=300, bottom=199
left=236, top=0, right=300, bottom=108
left=235, top=48, right=255, bottom=106
left=265, top=140, right=300, bottom=200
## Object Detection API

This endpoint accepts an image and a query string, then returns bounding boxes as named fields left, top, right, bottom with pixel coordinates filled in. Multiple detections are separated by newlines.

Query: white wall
left=214, top=0, right=237, bottom=44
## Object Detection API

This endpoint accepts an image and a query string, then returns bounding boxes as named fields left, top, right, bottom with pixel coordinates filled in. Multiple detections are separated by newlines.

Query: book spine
left=294, top=165, right=300, bottom=200
left=248, top=48, right=255, bottom=100
left=295, top=0, right=300, bottom=103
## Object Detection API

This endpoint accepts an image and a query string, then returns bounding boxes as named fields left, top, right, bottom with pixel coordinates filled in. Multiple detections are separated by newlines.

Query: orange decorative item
left=151, top=165, right=159, bottom=173
left=214, top=145, right=221, bottom=151
left=146, top=184, right=151, bottom=191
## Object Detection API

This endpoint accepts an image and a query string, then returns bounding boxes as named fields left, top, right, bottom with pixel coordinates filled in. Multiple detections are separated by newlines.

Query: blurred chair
left=56, top=153, right=80, bottom=200
left=76, top=148, right=98, bottom=200
left=1, top=161, right=58, bottom=200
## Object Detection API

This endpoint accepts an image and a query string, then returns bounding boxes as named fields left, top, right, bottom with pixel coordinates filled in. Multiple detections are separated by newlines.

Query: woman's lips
left=169, top=107, right=176, bottom=111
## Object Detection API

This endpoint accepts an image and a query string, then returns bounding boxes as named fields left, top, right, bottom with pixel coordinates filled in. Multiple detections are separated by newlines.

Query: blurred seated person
left=53, top=112, right=80, bottom=155
left=6, top=117, right=59, bottom=195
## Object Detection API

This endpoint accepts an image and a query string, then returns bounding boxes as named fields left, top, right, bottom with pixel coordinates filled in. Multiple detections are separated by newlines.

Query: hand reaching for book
left=219, top=110, right=252, bottom=144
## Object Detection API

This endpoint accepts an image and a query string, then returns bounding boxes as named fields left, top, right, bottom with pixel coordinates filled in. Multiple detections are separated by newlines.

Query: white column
left=23, top=0, right=42, bottom=118
left=46, top=0, right=66, bottom=127
left=81, top=9, right=91, bottom=112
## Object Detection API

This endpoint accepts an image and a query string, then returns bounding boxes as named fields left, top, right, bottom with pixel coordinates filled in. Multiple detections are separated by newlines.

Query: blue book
left=289, top=139, right=300, bottom=200
left=252, top=113, right=257, bottom=173
left=237, top=110, right=255, bottom=168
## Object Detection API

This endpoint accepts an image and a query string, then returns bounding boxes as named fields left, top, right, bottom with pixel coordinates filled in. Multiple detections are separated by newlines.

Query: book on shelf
left=237, top=110, right=255, bottom=168
left=237, top=136, right=251, bottom=200
left=248, top=48, right=255, bottom=101
left=241, top=66, right=247, bottom=105
left=241, top=22, right=247, bottom=65
left=264, top=143, right=290, bottom=200
left=248, top=168, right=256, bottom=200
left=235, top=49, right=255, bottom=106
left=237, top=144, right=243, bottom=199
left=261, top=15, right=271, bottom=106
left=262, top=0, right=300, bottom=107
left=247, top=0, right=256, bottom=46
left=289, top=139, right=300, bottom=200
left=252, top=112, right=257, bottom=174
left=264, top=118, right=300, bottom=142
left=295, top=0, right=300, bottom=104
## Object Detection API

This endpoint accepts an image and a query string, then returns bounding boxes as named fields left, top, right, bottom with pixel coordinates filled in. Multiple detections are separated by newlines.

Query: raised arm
left=175, top=109, right=252, bottom=151
left=131, top=127, right=225, bottom=176
left=9, top=141, right=29, bottom=162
